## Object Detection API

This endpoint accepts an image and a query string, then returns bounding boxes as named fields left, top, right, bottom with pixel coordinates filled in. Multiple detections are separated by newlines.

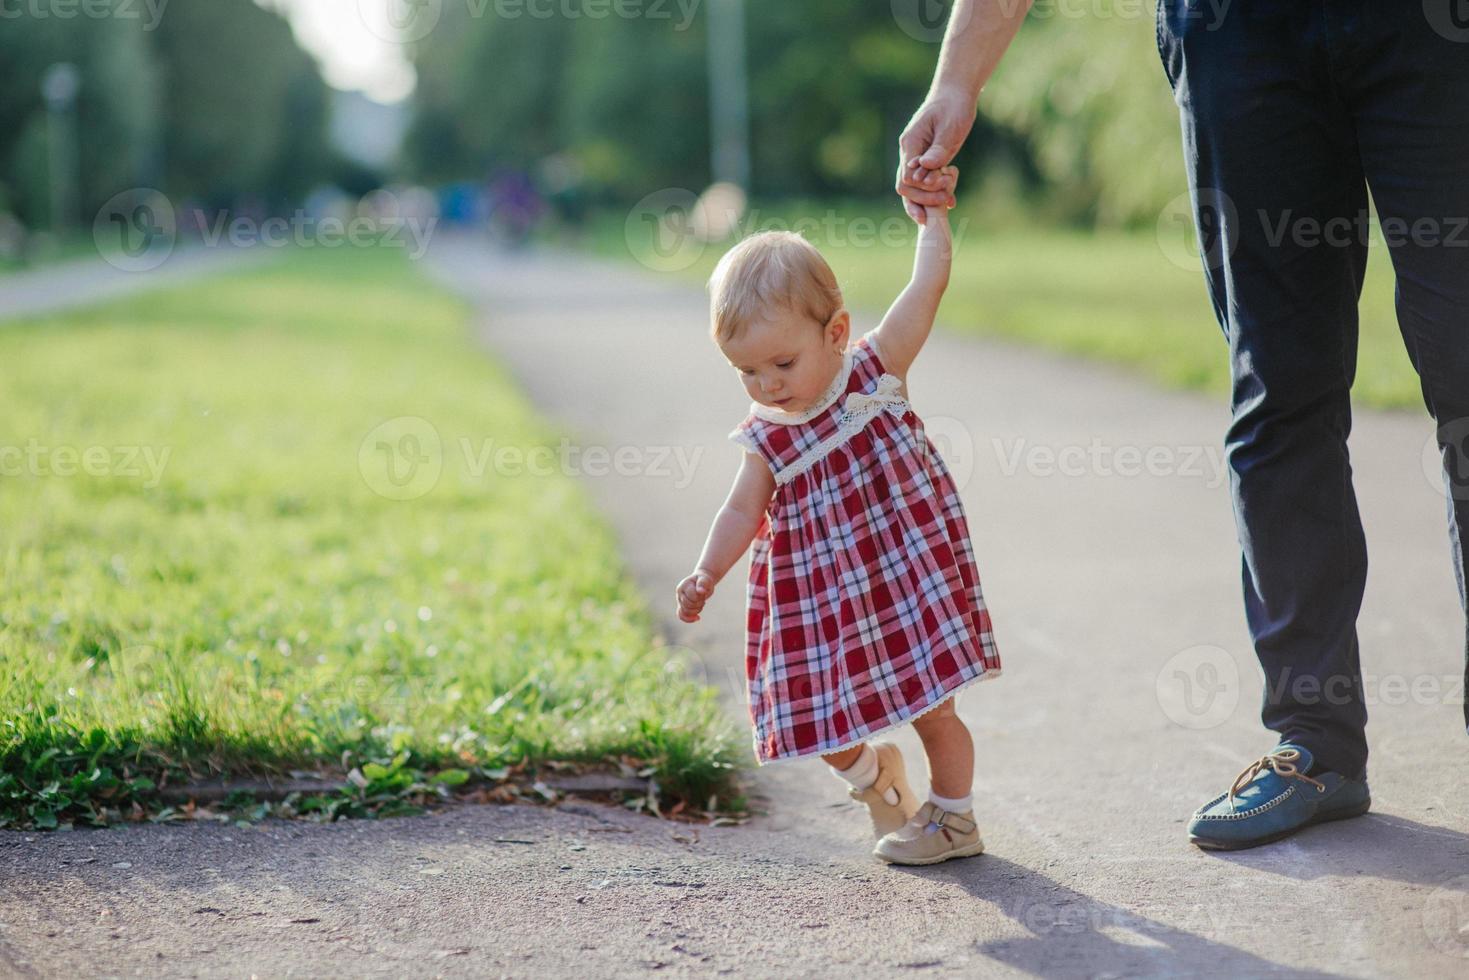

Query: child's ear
left=826, top=308, right=851, bottom=349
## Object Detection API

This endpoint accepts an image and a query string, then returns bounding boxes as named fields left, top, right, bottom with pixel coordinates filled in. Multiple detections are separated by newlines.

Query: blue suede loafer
left=1187, top=743, right=1370, bottom=850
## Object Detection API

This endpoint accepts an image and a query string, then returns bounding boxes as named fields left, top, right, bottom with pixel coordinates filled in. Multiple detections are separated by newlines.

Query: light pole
left=41, top=62, right=81, bottom=233
left=706, top=0, right=750, bottom=192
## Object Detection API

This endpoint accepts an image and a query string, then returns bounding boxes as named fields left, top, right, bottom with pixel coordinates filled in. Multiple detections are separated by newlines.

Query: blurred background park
left=0, top=0, right=1419, bottom=831
left=2, top=0, right=1187, bottom=250
left=0, top=0, right=1418, bottom=401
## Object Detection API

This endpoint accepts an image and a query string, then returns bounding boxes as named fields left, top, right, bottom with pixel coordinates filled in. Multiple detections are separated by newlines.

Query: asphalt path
left=2, top=234, right=1465, bottom=978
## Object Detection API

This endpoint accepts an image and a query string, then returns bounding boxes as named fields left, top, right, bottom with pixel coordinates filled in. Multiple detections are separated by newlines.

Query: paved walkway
left=2, top=234, right=1465, bottom=977
left=0, top=244, right=266, bottom=322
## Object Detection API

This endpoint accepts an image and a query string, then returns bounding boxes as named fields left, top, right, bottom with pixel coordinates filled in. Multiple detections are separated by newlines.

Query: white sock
left=830, top=744, right=900, bottom=805
left=928, top=788, right=973, bottom=813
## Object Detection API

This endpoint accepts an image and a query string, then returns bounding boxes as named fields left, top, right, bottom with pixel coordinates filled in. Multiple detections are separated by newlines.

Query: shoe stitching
left=1193, top=785, right=1297, bottom=822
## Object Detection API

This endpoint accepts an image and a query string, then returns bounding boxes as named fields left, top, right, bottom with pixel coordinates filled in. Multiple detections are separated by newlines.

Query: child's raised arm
left=676, top=451, right=776, bottom=623
left=869, top=170, right=957, bottom=379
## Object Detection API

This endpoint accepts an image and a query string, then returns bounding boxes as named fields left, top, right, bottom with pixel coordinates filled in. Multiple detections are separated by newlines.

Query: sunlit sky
left=268, top=0, right=417, bottom=104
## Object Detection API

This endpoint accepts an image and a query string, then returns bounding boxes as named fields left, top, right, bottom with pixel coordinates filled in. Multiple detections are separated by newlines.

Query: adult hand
left=896, top=88, right=976, bottom=223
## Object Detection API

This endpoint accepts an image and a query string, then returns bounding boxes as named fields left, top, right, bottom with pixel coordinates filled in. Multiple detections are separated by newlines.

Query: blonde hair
left=706, top=231, right=843, bottom=345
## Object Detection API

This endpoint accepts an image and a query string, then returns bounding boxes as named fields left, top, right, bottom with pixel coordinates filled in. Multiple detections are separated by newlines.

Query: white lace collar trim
left=749, top=345, right=855, bottom=425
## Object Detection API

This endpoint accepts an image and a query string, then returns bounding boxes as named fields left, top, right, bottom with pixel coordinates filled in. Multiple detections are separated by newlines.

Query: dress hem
left=750, top=665, right=1003, bottom=767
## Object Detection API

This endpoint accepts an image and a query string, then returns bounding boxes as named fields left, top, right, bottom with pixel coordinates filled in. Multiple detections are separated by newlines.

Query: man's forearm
left=930, top=0, right=1033, bottom=104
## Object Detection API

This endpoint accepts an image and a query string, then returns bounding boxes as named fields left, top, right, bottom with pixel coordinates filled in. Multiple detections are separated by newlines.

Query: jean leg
left=1341, top=1, right=1469, bottom=736
left=1159, top=0, right=1372, bottom=778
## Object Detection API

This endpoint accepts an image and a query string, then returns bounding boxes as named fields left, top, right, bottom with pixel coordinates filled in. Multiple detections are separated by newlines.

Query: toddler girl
left=675, top=169, right=1002, bottom=866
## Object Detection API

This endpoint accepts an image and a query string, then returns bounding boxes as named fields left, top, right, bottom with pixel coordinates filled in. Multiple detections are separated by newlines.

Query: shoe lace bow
left=1227, top=747, right=1325, bottom=809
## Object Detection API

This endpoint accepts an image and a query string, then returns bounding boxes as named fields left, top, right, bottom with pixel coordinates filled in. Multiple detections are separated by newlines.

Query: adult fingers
left=915, top=142, right=955, bottom=179
left=896, top=103, right=939, bottom=191
left=895, top=150, right=925, bottom=196
left=897, top=113, right=932, bottom=171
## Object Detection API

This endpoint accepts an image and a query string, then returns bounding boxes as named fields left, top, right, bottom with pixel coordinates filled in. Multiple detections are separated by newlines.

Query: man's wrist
left=929, top=81, right=978, bottom=110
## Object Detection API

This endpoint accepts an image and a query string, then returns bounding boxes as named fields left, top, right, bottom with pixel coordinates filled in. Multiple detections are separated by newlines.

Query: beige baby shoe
left=847, top=740, right=921, bottom=839
left=873, top=799, right=985, bottom=865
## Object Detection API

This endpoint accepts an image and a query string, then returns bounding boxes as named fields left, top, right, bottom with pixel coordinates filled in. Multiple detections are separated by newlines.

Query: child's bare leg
left=910, top=696, right=974, bottom=800
left=821, top=745, right=866, bottom=770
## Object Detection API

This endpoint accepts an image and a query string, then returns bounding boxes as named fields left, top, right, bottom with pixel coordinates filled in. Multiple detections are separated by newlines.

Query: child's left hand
left=675, top=568, right=716, bottom=623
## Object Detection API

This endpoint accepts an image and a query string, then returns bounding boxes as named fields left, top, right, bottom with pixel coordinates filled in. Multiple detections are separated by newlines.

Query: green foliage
left=0, top=0, right=331, bottom=228
left=742, top=0, right=952, bottom=198
left=0, top=8, right=161, bottom=227
left=149, top=0, right=331, bottom=206
left=407, top=5, right=577, bottom=184
left=404, top=3, right=1189, bottom=226
left=983, top=3, right=1189, bottom=225
left=561, top=11, right=710, bottom=198
left=404, top=2, right=1025, bottom=203
left=0, top=245, right=747, bottom=830
left=0, top=726, right=167, bottom=830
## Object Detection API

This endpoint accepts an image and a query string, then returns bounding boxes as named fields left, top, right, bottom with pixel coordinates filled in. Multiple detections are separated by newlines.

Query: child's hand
left=675, top=568, right=716, bottom=623
left=904, top=163, right=958, bottom=225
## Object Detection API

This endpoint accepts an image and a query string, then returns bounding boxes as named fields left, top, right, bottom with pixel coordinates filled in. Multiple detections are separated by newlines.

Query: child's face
left=720, top=308, right=850, bottom=414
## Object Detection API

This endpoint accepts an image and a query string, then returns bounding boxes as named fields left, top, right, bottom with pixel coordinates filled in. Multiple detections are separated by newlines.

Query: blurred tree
left=404, top=2, right=1188, bottom=227
left=0, top=0, right=331, bottom=229
left=150, top=0, right=331, bottom=210
left=0, top=11, right=161, bottom=228
left=261, top=59, right=335, bottom=207
left=744, top=0, right=934, bottom=198
left=982, top=4, right=1187, bottom=226
left=404, top=5, right=574, bottom=185
left=559, top=11, right=708, bottom=201
left=404, top=2, right=1012, bottom=204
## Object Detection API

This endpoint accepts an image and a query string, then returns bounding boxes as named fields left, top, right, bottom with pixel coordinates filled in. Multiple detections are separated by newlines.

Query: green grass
left=0, top=245, right=745, bottom=830
left=569, top=199, right=1421, bottom=411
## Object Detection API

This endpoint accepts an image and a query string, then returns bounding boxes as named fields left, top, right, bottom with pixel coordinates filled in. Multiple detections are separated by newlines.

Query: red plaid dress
left=727, top=328, right=1002, bottom=765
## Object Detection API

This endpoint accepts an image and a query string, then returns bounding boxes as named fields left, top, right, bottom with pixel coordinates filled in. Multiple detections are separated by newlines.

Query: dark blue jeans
left=1156, top=0, right=1469, bottom=780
